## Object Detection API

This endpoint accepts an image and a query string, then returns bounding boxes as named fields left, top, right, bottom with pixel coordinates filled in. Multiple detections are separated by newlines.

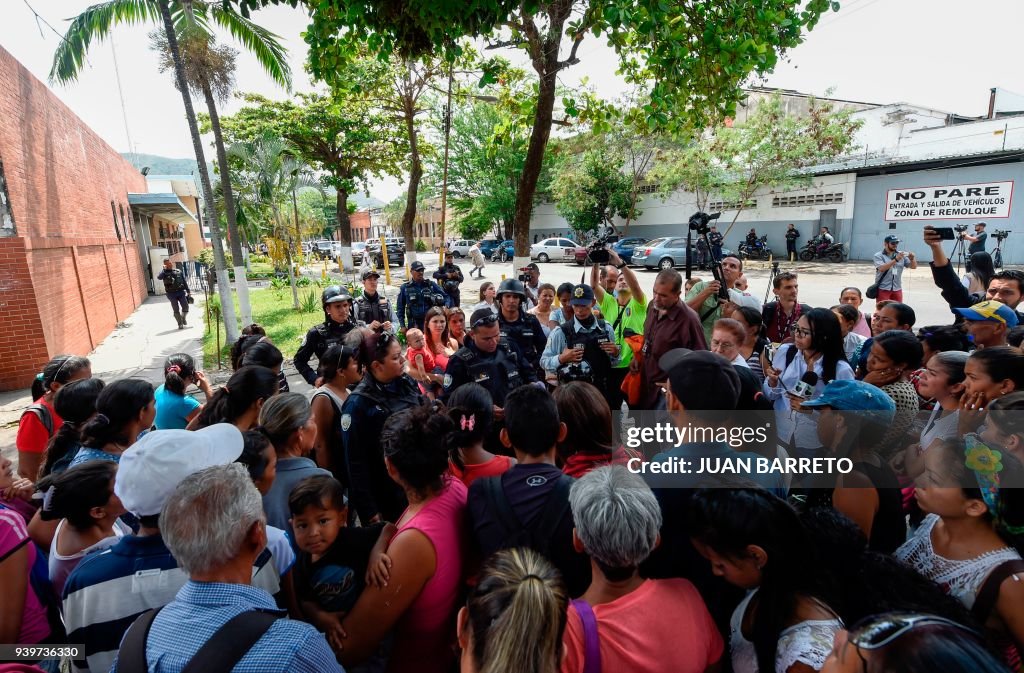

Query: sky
left=3, top=0, right=1024, bottom=203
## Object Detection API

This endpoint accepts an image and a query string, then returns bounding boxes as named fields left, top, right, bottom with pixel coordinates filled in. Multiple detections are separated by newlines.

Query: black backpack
left=481, top=473, right=573, bottom=558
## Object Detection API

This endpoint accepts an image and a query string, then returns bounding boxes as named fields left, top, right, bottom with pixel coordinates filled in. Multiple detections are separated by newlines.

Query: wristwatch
left=616, top=262, right=626, bottom=269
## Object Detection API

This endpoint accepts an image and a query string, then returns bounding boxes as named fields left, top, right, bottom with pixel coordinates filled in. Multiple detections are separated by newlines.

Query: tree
left=653, top=93, right=862, bottom=238
left=550, top=145, right=635, bottom=236
left=217, top=91, right=407, bottom=271
left=52, top=0, right=292, bottom=341
left=231, top=0, right=837, bottom=268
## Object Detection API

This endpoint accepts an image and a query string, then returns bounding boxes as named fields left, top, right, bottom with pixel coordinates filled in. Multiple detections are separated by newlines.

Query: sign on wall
left=884, top=181, right=1013, bottom=221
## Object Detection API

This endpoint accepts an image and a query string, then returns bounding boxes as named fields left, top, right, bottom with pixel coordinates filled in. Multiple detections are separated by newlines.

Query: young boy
left=289, top=475, right=395, bottom=651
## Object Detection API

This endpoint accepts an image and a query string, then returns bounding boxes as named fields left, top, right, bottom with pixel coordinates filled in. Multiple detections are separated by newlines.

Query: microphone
left=792, top=371, right=819, bottom=399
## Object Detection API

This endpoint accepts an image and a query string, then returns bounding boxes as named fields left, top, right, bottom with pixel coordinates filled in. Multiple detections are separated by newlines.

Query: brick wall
left=0, top=45, right=148, bottom=390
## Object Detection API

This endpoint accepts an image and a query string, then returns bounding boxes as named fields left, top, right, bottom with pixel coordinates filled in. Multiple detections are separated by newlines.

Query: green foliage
left=415, top=239, right=428, bottom=252
left=299, top=288, right=319, bottom=313
left=203, top=286, right=325, bottom=365
left=551, top=145, right=636, bottom=234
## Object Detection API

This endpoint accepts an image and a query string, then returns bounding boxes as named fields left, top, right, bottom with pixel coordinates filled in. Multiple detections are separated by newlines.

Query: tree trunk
left=158, top=0, right=237, bottom=343
left=400, top=91, right=421, bottom=267
left=335, top=186, right=354, bottom=273
left=511, top=68, right=557, bottom=269
left=279, top=206, right=299, bottom=309
left=201, top=75, right=252, bottom=327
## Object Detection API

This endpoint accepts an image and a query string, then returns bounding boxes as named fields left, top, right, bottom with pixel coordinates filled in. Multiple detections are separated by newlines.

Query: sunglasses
left=847, top=613, right=975, bottom=651
left=472, top=313, right=499, bottom=329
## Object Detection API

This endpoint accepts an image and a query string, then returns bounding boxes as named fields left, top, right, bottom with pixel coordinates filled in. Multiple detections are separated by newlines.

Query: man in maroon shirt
left=635, top=269, right=707, bottom=409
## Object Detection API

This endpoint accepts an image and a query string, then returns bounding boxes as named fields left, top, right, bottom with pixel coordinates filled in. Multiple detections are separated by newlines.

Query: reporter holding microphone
left=872, top=234, right=917, bottom=304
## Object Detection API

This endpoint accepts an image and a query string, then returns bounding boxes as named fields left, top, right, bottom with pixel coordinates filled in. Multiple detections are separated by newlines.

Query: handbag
left=865, top=266, right=891, bottom=299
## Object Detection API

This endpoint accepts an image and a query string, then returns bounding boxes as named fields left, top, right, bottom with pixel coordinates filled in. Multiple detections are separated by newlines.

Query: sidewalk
left=1, top=296, right=207, bottom=448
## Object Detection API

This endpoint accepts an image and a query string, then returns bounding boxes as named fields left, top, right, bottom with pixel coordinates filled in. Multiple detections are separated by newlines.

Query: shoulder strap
left=311, top=389, right=343, bottom=418
left=784, top=343, right=798, bottom=369
left=22, top=404, right=53, bottom=437
left=972, top=559, right=1024, bottom=623
left=181, top=610, right=281, bottom=673
left=572, top=599, right=602, bottom=673
left=119, top=606, right=164, bottom=673
left=483, top=475, right=522, bottom=538
left=534, top=475, right=574, bottom=544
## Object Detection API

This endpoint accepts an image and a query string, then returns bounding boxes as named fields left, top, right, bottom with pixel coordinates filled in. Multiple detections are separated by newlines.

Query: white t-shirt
left=49, top=518, right=132, bottom=598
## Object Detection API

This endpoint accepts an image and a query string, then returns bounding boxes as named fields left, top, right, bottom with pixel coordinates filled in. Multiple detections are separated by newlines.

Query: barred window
left=637, top=183, right=660, bottom=194
left=111, top=201, right=121, bottom=240
left=772, top=193, right=845, bottom=207
left=708, top=198, right=757, bottom=211
left=0, top=159, right=14, bottom=236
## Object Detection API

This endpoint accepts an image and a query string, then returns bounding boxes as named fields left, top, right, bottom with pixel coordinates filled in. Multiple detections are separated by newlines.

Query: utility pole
left=438, top=63, right=454, bottom=267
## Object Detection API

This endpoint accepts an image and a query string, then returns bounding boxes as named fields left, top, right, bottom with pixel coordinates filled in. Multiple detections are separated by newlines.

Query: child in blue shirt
left=154, top=353, right=212, bottom=429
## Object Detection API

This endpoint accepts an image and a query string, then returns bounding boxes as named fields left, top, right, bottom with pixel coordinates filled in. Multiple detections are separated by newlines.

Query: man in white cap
left=62, top=426, right=297, bottom=673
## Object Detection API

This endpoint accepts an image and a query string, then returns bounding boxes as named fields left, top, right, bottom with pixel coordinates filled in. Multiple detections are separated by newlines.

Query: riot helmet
left=495, top=278, right=527, bottom=301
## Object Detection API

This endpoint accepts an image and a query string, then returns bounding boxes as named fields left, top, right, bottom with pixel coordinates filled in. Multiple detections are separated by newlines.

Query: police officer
left=294, top=286, right=364, bottom=386
left=442, top=309, right=537, bottom=411
left=540, top=284, right=619, bottom=406
left=495, top=278, right=547, bottom=376
left=156, top=259, right=192, bottom=329
left=353, top=269, right=396, bottom=332
left=433, top=250, right=464, bottom=307
left=341, top=331, right=426, bottom=523
left=397, top=260, right=449, bottom=332
left=708, top=226, right=724, bottom=262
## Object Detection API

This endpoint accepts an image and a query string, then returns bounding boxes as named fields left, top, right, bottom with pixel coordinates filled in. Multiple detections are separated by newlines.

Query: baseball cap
left=410, top=261, right=425, bottom=271
left=953, top=300, right=1019, bottom=327
left=884, top=235, right=900, bottom=244
left=525, top=262, right=539, bottom=271
left=659, top=349, right=741, bottom=411
left=569, top=284, right=595, bottom=306
left=115, top=424, right=245, bottom=517
left=728, top=289, right=762, bottom=311
left=361, top=269, right=380, bottom=281
left=801, top=379, right=896, bottom=424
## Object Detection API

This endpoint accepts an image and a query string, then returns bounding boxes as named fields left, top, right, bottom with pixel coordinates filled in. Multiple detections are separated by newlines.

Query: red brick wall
left=0, top=45, right=148, bottom=390
left=351, top=210, right=370, bottom=242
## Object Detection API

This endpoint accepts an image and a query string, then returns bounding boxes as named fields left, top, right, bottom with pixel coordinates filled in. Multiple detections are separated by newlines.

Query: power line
left=22, top=0, right=76, bottom=48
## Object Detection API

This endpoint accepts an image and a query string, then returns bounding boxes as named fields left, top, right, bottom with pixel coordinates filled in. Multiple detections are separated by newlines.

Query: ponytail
left=465, top=548, right=568, bottom=673
left=444, top=383, right=494, bottom=471
left=37, top=461, right=118, bottom=529
left=32, top=354, right=91, bottom=399
left=40, top=378, right=105, bottom=479
left=193, top=366, right=278, bottom=430
left=230, top=335, right=262, bottom=370
left=80, top=379, right=154, bottom=448
left=163, top=353, right=196, bottom=395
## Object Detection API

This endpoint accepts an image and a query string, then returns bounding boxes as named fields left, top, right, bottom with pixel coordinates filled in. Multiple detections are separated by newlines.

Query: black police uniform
left=354, top=292, right=394, bottom=330
left=556, top=318, right=614, bottom=392
left=397, top=279, right=449, bottom=331
left=498, top=310, right=547, bottom=375
left=433, top=263, right=464, bottom=307
left=341, top=372, right=426, bottom=523
left=441, top=337, right=537, bottom=406
left=156, top=267, right=190, bottom=327
left=709, top=230, right=724, bottom=261
left=294, top=318, right=362, bottom=385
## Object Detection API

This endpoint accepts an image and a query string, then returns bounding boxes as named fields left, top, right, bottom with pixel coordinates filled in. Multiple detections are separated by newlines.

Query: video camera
left=954, top=224, right=969, bottom=234
left=689, top=210, right=722, bottom=236
left=688, top=211, right=730, bottom=301
left=518, top=267, right=532, bottom=284
left=995, top=230, right=1011, bottom=241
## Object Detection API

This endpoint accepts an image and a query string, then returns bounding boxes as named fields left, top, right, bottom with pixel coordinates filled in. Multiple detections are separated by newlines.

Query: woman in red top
left=554, top=382, right=640, bottom=478
left=446, top=383, right=515, bottom=486
left=424, top=307, right=458, bottom=372
left=16, top=355, right=91, bottom=480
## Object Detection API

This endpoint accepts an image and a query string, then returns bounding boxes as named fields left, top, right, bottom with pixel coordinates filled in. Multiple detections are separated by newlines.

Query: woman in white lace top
left=895, top=438, right=1024, bottom=660
left=690, top=488, right=843, bottom=673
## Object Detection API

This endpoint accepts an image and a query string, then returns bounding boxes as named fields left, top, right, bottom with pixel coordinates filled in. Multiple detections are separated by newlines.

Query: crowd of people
left=4, top=223, right=1024, bottom=673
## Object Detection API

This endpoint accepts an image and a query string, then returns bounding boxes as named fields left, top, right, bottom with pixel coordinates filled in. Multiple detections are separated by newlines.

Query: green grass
left=202, top=284, right=324, bottom=369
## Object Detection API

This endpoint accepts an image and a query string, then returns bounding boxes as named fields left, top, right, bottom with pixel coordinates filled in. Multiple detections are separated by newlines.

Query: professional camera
left=953, top=224, right=969, bottom=233
left=517, top=268, right=531, bottom=284
left=557, top=359, right=594, bottom=384
left=995, top=230, right=1011, bottom=241
left=688, top=210, right=722, bottom=236
left=429, top=292, right=447, bottom=308
left=586, top=231, right=614, bottom=264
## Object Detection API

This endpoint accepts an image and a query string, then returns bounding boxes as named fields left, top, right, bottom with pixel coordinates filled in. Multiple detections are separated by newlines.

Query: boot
left=181, top=313, right=188, bottom=326
left=174, top=312, right=183, bottom=329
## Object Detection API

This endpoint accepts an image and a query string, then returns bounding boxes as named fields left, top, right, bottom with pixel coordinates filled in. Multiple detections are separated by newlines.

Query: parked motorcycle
left=799, top=237, right=847, bottom=263
left=738, top=235, right=772, bottom=261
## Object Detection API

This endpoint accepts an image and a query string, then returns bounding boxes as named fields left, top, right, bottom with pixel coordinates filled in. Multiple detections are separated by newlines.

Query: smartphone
left=763, top=343, right=778, bottom=363
left=931, top=227, right=956, bottom=240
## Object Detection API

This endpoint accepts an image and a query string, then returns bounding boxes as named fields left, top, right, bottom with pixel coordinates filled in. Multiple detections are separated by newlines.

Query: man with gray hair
left=562, top=465, right=724, bottom=671
left=113, top=464, right=342, bottom=673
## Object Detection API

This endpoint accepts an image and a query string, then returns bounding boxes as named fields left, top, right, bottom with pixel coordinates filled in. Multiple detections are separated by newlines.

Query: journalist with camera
left=397, top=260, right=450, bottom=332
left=871, top=234, right=917, bottom=303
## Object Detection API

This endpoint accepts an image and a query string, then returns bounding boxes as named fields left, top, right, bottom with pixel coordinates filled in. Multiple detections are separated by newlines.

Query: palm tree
left=51, top=0, right=292, bottom=340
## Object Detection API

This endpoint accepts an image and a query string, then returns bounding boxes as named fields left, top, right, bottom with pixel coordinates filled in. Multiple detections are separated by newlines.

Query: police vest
left=355, top=294, right=391, bottom=325
left=314, top=320, right=356, bottom=355
left=404, top=283, right=440, bottom=315
left=557, top=320, right=612, bottom=386
left=454, top=344, right=522, bottom=396
left=163, top=270, right=187, bottom=293
left=499, top=316, right=540, bottom=363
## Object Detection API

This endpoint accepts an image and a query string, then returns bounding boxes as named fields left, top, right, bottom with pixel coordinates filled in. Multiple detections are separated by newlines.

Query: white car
left=530, top=237, right=578, bottom=263
left=449, top=239, right=477, bottom=257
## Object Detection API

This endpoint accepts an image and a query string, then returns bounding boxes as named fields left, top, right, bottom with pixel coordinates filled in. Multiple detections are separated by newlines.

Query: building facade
left=0, top=45, right=148, bottom=390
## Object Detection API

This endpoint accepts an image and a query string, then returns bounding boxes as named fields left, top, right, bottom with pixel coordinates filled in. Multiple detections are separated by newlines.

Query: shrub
left=415, top=239, right=427, bottom=252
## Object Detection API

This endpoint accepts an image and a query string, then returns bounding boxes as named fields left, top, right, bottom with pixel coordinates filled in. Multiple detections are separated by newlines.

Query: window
left=637, top=183, right=660, bottom=194
left=771, top=193, right=845, bottom=207
left=0, top=159, right=14, bottom=236
left=708, top=199, right=757, bottom=211
left=111, top=201, right=121, bottom=240
left=118, top=204, right=129, bottom=241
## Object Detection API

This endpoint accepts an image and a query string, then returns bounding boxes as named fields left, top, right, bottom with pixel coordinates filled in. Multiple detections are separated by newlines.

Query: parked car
left=490, top=240, right=514, bottom=262
left=573, top=236, right=648, bottom=265
left=300, top=241, right=313, bottom=256
left=530, top=237, right=579, bottom=263
left=631, top=237, right=697, bottom=270
left=351, top=241, right=366, bottom=264
left=312, top=240, right=334, bottom=259
left=449, top=239, right=477, bottom=257
left=478, top=239, right=503, bottom=259
left=366, top=240, right=405, bottom=268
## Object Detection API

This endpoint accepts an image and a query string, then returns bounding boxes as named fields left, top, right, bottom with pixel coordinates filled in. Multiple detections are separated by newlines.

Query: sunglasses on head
left=472, top=313, right=499, bottom=329
left=848, top=613, right=975, bottom=651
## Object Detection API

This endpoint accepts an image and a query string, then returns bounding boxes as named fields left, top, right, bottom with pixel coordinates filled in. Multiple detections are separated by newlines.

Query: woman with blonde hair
left=458, top=547, right=568, bottom=673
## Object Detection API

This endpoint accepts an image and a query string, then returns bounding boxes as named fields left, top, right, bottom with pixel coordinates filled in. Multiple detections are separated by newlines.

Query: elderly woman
left=562, top=465, right=723, bottom=673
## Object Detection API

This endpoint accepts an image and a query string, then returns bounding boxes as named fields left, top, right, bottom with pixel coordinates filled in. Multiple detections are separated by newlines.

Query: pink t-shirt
left=388, top=477, right=468, bottom=673
left=561, top=578, right=723, bottom=673
left=0, top=508, right=50, bottom=644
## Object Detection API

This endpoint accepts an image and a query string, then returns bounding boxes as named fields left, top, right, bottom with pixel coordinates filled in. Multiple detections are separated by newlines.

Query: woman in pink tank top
left=340, top=405, right=468, bottom=673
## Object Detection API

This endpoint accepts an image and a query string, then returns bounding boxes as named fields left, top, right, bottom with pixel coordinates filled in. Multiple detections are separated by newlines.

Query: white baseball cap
left=729, top=289, right=763, bottom=311
left=115, top=424, right=245, bottom=517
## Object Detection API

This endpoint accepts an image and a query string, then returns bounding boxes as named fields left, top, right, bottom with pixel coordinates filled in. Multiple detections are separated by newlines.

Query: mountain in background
left=122, top=153, right=387, bottom=210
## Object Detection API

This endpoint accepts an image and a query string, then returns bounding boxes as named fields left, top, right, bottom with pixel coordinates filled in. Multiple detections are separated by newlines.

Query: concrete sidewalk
left=1, top=295, right=207, bottom=448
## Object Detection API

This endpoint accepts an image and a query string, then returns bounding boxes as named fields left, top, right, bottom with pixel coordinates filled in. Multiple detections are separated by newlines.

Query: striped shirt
left=62, top=529, right=294, bottom=673
left=110, top=581, right=342, bottom=673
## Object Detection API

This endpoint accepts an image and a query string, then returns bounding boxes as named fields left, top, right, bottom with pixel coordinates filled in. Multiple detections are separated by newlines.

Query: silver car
left=631, top=236, right=695, bottom=270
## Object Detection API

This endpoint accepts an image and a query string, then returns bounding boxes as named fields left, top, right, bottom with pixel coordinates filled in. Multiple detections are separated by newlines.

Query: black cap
left=569, top=284, right=595, bottom=306
left=525, top=262, right=539, bottom=271
left=410, top=261, right=425, bottom=271
left=659, top=350, right=740, bottom=411
left=361, top=270, right=380, bottom=281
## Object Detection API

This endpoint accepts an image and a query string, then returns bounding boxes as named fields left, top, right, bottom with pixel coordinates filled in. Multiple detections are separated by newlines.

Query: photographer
left=433, top=250, right=464, bottom=307
left=522, top=263, right=541, bottom=309
left=963, top=221, right=989, bottom=257
left=923, top=226, right=1024, bottom=324
left=686, top=255, right=752, bottom=343
left=590, top=249, right=646, bottom=409
left=397, top=260, right=450, bottom=332
left=872, top=235, right=917, bottom=303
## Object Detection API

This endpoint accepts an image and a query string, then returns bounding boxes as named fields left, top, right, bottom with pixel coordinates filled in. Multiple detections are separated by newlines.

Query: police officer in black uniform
left=156, top=259, right=192, bottom=329
left=709, top=225, right=724, bottom=262
left=495, top=278, right=547, bottom=377
left=539, top=283, right=619, bottom=407
left=433, top=250, right=464, bottom=308
left=353, top=269, right=396, bottom=332
left=294, top=286, right=364, bottom=386
left=341, top=331, right=426, bottom=523
left=397, top=260, right=449, bottom=332
left=442, top=309, right=538, bottom=408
